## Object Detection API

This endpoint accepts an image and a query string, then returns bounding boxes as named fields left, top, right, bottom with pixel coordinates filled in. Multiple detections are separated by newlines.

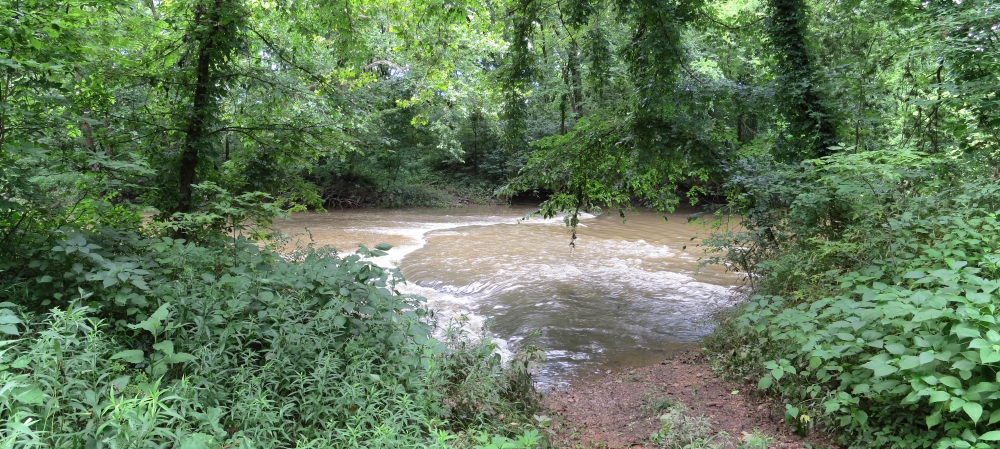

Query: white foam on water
left=278, top=208, right=741, bottom=385
left=365, top=213, right=571, bottom=267
left=360, top=212, right=578, bottom=363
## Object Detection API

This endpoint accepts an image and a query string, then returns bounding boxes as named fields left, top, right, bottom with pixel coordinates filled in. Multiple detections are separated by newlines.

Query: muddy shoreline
left=539, top=350, right=839, bottom=449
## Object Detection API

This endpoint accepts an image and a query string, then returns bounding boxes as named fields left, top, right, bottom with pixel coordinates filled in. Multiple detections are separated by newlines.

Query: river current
left=272, top=205, right=742, bottom=388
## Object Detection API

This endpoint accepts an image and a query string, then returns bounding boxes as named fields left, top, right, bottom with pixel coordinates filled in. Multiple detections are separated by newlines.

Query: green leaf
left=861, top=359, right=898, bottom=377
left=162, top=353, right=197, bottom=364
left=131, top=278, right=149, bottom=290
left=899, top=355, right=921, bottom=370
left=988, top=330, right=1000, bottom=343
left=966, top=292, right=991, bottom=304
left=12, top=385, right=43, bottom=405
left=929, top=390, right=951, bottom=403
left=836, top=332, right=854, bottom=341
left=111, top=350, right=144, bottom=364
left=11, top=356, right=31, bottom=369
left=179, top=433, right=217, bottom=449
left=953, top=324, right=981, bottom=339
left=885, top=343, right=906, bottom=355
left=981, top=347, right=1000, bottom=364
left=873, top=379, right=900, bottom=392
left=989, top=408, right=1000, bottom=425
left=926, top=411, right=942, bottom=428
left=111, top=375, right=131, bottom=392
left=970, top=339, right=990, bottom=349
left=964, top=402, right=983, bottom=423
left=953, top=359, right=976, bottom=371
left=375, top=243, right=393, bottom=251
left=758, top=375, right=773, bottom=390
left=129, top=303, right=170, bottom=335
left=943, top=373, right=969, bottom=390
left=153, top=341, right=174, bottom=355
left=981, top=431, right=1000, bottom=441
left=913, top=309, right=943, bottom=322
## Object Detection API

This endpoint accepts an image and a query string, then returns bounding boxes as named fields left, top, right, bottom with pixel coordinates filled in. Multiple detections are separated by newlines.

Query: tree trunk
left=177, top=0, right=224, bottom=213
left=766, top=0, right=837, bottom=158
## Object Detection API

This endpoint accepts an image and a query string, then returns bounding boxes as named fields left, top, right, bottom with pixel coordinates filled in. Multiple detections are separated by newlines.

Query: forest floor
left=540, top=350, right=839, bottom=449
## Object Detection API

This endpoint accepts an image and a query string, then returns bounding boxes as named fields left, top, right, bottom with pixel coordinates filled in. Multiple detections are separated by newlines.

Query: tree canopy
left=6, top=0, right=999, bottom=222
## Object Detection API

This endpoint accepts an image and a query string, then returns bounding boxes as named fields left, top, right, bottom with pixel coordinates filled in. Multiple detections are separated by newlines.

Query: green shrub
left=706, top=152, right=1000, bottom=448
left=1, top=224, right=543, bottom=448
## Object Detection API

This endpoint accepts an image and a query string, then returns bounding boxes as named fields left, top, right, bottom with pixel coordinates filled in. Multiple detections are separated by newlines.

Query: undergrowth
left=704, top=151, right=1000, bottom=448
left=0, top=189, right=544, bottom=448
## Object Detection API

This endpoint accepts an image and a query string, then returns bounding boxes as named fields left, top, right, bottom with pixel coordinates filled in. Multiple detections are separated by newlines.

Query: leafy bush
left=0, top=213, right=543, bottom=447
left=706, top=151, right=1000, bottom=448
left=436, top=325, right=543, bottom=427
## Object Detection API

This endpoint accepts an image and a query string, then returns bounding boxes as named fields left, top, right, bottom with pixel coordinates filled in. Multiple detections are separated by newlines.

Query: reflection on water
left=272, top=205, right=742, bottom=388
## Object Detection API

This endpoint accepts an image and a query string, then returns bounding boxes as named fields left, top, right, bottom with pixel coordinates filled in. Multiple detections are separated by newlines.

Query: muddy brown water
left=272, top=205, right=743, bottom=388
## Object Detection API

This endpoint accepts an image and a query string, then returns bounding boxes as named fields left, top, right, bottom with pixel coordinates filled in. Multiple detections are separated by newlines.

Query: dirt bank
left=540, top=351, right=838, bottom=449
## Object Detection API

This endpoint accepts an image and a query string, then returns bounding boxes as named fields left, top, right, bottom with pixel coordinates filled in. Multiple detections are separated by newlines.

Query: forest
left=2, top=0, right=1000, bottom=447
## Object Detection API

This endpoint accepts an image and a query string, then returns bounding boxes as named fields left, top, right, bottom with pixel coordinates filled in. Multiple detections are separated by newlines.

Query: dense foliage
left=2, top=2, right=544, bottom=446
left=705, top=153, right=1000, bottom=448
left=1, top=206, right=545, bottom=448
left=6, top=0, right=1000, bottom=447
left=658, top=2, right=1000, bottom=448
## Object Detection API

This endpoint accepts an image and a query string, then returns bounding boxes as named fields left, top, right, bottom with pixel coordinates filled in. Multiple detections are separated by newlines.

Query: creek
left=273, top=205, right=742, bottom=388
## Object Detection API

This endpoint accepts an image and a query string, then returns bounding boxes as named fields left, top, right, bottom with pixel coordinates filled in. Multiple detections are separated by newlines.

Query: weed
left=735, top=429, right=774, bottom=449
left=642, top=390, right=677, bottom=415
left=649, top=402, right=725, bottom=449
